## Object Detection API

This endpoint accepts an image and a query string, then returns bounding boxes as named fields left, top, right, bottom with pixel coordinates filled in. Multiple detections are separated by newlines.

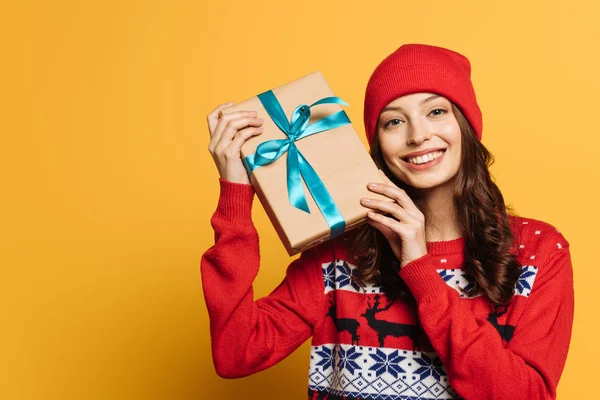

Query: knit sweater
left=200, top=178, right=574, bottom=400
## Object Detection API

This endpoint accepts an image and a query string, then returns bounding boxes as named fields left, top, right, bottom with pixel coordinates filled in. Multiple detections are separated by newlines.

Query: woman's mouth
left=401, top=149, right=446, bottom=170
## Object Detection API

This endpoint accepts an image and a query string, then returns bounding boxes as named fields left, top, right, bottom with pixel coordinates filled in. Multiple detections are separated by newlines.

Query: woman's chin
left=387, top=166, right=456, bottom=190
left=405, top=176, right=455, bottom=190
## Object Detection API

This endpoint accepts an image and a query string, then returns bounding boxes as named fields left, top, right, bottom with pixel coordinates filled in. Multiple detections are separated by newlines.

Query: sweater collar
left=426, top=236, right=465, bottom=256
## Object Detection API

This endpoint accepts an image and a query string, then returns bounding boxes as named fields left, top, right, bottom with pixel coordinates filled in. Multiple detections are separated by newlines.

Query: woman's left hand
left=360, top=172, right=428, bottom=268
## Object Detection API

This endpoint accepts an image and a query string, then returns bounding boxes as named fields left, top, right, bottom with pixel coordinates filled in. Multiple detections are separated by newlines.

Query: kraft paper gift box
left=219, top=70, right=390, bottom=256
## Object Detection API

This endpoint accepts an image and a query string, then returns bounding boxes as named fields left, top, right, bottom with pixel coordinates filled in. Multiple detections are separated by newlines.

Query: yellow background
left=2, top=0, right=598, bottom=398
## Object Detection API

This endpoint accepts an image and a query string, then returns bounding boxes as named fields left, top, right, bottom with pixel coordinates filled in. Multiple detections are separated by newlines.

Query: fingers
left=366, top=217, right=395, bottom=240
left=215, top=115, right=263, bottom=151
left=212, top=111, right=254, bottom=137
left=224, top=125, right=264, bottom=159
left=366, top=211, right=415, bottom=240
left=207, top=101, right=234, bottom=136
left=361, top=196, right=420, bottom=225
left=211, top=110, right=258, bottom=144
left=367, top=181, right=422, bottom=219
left=209, top=113, right=263, bottom=155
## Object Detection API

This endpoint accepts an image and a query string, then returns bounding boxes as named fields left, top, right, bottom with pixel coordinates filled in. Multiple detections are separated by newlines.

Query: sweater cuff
left=399, top=253, right=448, bottom=303
left=213, top=178, right=255, bottom=223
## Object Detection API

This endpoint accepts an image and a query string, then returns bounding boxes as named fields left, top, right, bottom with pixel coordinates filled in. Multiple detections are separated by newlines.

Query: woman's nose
left=406, top=120, right=432, bottom=146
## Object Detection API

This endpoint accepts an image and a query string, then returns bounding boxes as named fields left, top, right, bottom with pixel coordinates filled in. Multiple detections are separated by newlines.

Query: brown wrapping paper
left=220, top=70, right=391, bottom=256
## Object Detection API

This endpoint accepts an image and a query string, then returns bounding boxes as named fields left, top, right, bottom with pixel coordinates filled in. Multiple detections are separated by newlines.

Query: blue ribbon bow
left=243, top=90, right=351, bottom=238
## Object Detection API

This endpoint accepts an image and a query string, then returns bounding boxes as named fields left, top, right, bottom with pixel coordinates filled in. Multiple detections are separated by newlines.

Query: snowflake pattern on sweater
left=309, top=344, right=459, bottom=399
left=324, top=259, right=539, bottom=298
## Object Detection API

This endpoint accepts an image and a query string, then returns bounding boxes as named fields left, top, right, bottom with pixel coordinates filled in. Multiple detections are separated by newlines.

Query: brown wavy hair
left=346, top=104, right=522, bottom=306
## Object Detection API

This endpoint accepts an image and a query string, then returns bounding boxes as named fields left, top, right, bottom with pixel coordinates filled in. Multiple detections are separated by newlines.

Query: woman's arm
left=200, top=178, right=325, bottom=378
left=399, top=233, right=574, bottom=399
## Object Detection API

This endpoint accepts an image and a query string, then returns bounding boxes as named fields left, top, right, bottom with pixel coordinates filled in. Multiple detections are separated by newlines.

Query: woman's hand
left=360, top=172, right=428, bottom=268
left=207, top=101, right=264, bottom=185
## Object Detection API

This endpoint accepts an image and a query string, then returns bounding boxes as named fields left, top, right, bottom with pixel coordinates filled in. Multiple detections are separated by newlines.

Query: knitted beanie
left=363, top=44, right=482, bottom=146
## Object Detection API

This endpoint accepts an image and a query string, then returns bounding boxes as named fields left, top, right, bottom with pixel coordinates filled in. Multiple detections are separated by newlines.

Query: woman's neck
left=414, top=181, right=462, bottom=243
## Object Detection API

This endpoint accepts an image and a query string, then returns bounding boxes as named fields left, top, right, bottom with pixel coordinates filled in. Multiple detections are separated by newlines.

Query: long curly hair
left=346, top=104, right=522, bottom=306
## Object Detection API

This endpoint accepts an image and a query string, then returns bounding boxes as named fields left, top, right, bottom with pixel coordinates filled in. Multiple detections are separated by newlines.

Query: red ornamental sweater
left=200, top=179, right=575, bottom=400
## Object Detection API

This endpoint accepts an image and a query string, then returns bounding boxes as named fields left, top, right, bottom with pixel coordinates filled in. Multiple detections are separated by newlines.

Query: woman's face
left=377, top=93, right=462, bottom=190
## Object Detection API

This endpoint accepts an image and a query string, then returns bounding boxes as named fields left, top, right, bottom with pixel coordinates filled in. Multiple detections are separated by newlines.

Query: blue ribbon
left=243, top=90, right=351, bottom=238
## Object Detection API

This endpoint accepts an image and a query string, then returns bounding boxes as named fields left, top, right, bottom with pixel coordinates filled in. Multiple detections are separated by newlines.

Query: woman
left=201, top=44, right=574, bottom=399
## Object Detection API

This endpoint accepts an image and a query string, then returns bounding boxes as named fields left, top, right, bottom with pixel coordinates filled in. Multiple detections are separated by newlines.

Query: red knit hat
left=363, top=44, right=483, bottom=146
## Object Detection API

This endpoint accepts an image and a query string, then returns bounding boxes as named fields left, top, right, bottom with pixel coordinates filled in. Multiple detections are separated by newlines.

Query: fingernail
left=361, top=197, right=371, bottom=203
left=368, top=182, right=378, bottom=187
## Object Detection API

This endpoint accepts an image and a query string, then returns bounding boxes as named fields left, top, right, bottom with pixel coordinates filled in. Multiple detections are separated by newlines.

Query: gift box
left=219, top=70, right=390, bottom=256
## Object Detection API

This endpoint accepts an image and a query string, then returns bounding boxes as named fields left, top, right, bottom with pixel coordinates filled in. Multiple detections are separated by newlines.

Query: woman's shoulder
left=507, top=214, right=570, bottom=263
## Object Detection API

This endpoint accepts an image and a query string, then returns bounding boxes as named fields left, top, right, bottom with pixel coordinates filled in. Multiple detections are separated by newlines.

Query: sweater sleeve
left=399, top=235, right=574, bottom=399
left=200, top=178, right=325, bottom=378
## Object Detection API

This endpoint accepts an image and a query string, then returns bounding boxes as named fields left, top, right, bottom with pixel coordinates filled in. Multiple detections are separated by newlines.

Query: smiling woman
left=350, top=88, right=516, bottom=306
left=200, top=44, right=574, bottom=400
left=378, top=94, right=461, bottom=184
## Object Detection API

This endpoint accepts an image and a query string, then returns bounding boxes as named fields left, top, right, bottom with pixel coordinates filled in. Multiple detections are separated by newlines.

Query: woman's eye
left=429, top=108, right=447, bottom=116
left=384, top=118, right=403, bottom=128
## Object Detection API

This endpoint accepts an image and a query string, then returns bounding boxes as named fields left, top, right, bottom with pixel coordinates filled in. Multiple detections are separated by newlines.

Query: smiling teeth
left=407, top=151, right=444, bottom=165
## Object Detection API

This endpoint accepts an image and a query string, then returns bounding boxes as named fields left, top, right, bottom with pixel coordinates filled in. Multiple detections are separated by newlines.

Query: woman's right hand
left=207, top=101, right=264, bottom=185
